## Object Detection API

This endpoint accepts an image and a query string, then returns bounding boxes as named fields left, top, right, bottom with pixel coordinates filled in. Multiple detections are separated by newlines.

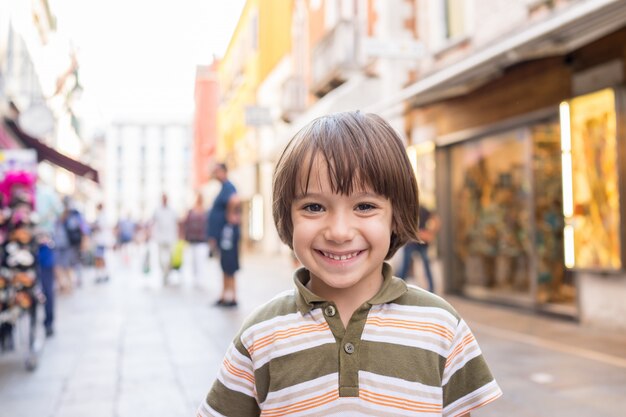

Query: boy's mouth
left=317, top=250, right=363, bottom=261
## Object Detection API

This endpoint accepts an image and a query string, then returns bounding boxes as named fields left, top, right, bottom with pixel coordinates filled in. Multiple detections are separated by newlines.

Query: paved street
left=1, top=245, right=625, bottom=417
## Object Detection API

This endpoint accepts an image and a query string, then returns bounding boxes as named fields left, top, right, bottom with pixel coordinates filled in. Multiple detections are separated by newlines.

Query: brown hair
left=272, top=111, right=419, bottom=259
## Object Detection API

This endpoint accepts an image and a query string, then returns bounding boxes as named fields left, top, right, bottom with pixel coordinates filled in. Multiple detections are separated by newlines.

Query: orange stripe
left=445, top=334, right=475, bottom=367
left=261, top=390, right=338, bottom=417
left=451, top=391, right=502, bottom=417
left=250, top=322, right=330, bottom=354
left=367, top=317, right=454, bottom=338
left=367, top=317, right=454, bottom=340
left=223, top=359, right=255, bottom=384
left=360, top=389, right=442, bottom=412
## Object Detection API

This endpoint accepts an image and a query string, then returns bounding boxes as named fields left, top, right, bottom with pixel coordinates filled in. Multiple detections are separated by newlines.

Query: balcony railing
left=310, top=20, right=361, bottom=98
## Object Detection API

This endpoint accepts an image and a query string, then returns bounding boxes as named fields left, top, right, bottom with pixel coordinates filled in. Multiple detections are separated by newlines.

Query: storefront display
left=450, top=129, right=532, bottom=295
left=531, top=123, right=571, bottom=304
left=448, top=119, right=577, bottom=307
left=565, top=88, right=621, bottom=270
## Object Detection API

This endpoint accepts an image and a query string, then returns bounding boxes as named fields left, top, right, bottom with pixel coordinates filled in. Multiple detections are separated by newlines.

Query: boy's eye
left=303, top=203, right=324, bottom=213
left=355, top=203, right=376, bottom=211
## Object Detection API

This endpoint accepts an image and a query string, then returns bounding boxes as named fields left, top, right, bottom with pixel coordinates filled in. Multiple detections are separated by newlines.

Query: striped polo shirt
left=198, top=263, right=502, bottom=416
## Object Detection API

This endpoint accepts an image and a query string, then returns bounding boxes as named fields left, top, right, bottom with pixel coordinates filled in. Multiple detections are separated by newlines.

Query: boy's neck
left=306, top=268, right=385, bottom=327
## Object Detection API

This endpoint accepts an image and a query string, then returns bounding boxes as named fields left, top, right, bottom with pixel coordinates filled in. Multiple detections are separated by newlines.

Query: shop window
left=532, top=122, right=571, bottom=304
left=450, top=129, right=532, bottom=293
left=561, top=89, right=621, bottom=270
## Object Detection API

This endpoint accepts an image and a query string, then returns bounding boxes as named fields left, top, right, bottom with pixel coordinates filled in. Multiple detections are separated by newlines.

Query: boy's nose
left=323, top=212, right=354, bottom=243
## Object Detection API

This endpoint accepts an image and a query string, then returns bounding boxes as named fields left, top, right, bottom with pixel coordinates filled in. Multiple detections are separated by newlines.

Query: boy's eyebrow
left=293, top=192, right=324, bottom=200
left=293, top=190, right=385, bottom=201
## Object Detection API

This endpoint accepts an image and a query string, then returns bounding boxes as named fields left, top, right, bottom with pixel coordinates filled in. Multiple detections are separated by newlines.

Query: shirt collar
left=293, top=262, right=407, bottom=315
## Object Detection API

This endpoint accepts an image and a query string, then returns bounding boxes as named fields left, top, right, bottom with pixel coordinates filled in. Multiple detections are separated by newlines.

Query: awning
left=366, top=0, right=626, bottom=115
left=2, top=118, right=100, bottom=184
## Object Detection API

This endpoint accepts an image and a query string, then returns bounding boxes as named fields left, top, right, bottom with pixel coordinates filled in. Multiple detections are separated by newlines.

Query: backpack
left=64, top=211, right=84, bottom=247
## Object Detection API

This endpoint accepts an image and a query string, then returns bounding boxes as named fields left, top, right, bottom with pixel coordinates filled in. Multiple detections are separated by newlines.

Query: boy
left=197, top=111, right=501, bottom=416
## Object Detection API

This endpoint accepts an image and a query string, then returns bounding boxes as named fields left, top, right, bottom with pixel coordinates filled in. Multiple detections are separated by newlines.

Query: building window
left=443, top=0, right=468, bottom=40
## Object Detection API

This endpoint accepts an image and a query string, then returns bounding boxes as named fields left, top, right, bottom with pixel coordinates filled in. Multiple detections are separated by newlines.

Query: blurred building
left=381, top=0, right=626, bottom=331
left=105, top=121, right=192, bottom=222
left=216, top=0, right=294, bottom=250
left=193, top=62, right=220, bottom=190
left=0, top=0, right=100, bottom=211
left=212, top=0, right=626, bottom=330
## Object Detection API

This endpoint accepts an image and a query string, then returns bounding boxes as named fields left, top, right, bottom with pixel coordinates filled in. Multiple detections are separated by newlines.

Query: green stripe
left=206, top=379, right=260, bottom=415
left=361, top=340, right=446, bottom=387
left=258, top=343, right=338, bottom=396
left=239, top=292, right=300, bottom=330
left=443, top=355, right=495, bottom=406
left=393, top=286, right=461, bottom=321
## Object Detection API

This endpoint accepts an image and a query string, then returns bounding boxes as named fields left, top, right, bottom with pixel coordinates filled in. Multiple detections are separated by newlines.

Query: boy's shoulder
left=394, top=281, right=461, bottom=322
left=239, top=288, right=301, bottom=331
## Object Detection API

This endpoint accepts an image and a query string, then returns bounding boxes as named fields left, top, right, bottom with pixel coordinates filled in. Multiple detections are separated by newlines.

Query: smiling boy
left=197, top=111, right=501, bottom=416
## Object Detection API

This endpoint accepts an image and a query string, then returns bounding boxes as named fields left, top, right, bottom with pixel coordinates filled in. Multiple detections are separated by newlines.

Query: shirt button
left=344, top=343, right=355, bottom=354
left=324, top=305, right=336, bottom=317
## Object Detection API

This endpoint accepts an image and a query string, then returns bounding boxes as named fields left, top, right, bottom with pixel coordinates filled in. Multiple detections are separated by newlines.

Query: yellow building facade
left=217, top=0, right=293, bottom=168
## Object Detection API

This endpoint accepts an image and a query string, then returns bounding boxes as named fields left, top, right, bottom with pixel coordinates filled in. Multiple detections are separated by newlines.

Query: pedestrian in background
left=151, top=193, right=178, bottom=286
left=115, top=213, right=135, bottom=265
left=92, top=203, right=112, bottom=283
left=35, top=181, right=62, bottom=337
left=197, top=112, right=501, bottom=416
left=183, top=193, right=208, bottom=287
left=54, top=196, right=85, bottom=291
left=207, top=163, right=240, bottom=307
left=397, top=204, right=440, bottom=292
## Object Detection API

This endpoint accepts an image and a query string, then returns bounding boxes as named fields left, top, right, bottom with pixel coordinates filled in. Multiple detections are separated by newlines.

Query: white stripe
left=217, top=344, right=255, bottom=397
left=375, top=303, right=458, bottom=327
left=441, top=343, right=482, bottom=386
left=443, top=379, right=502, bottom=417
left=244, top=309, right=335, bottom=368
left=359, top=370, right=441, bottom=397
left=217, top=366, right=255, bottom=397
left=227, top=343, right=254, bottom=373
left=367, top=310, right=458, bottom=335
left=294, top=397, right=439, bottom=417
left=262, top=372, right=338, bottom=407
left=441, top=320, right=481, bottom=385
left=362, top=329, right=450, bottom=356
left=242, top=309, right=327, bottom=349
left=242, top=311, right=312, bottom=346
left=197, top=401, right=228, bottom=417
left=253, top=336, right=336, bottom=369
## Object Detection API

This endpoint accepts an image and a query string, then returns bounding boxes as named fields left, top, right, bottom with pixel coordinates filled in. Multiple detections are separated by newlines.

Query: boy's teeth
left=322, top=251, right=358, bottom=261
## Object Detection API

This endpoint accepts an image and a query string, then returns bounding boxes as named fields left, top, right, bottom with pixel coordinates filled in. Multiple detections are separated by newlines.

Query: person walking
left=183, top=193, right=208, bottom=287
left=397, top=204, right=440, bottom=292
left=35, top=182, right=62, bottom=337
left=92, top=203, right=112, bottom=283
left=151, top=194, right=178, bottom=285
left=207, top=163, right=240, bottom=307
left=197, top=111, right=501, bottom=416
left=54, top=196, right=86, bottom=292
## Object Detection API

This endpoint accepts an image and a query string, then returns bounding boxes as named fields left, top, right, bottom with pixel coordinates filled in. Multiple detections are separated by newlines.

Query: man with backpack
left=54, top=196, right=86, bottom=291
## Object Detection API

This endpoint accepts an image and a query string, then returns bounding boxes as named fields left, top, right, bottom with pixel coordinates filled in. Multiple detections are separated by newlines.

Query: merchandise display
left=569, top=89, right=621, bottom=269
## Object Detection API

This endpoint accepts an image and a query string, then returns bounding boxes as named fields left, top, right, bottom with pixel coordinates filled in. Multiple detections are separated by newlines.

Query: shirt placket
left=322, top=302, right=371, bottom=398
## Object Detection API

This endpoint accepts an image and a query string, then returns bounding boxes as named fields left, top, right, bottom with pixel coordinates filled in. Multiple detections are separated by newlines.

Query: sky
left=50, top=0, right=246, bottom=126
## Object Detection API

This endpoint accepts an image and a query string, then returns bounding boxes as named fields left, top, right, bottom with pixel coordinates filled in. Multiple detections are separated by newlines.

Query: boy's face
left=291, top=157, right=393, bottom=299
